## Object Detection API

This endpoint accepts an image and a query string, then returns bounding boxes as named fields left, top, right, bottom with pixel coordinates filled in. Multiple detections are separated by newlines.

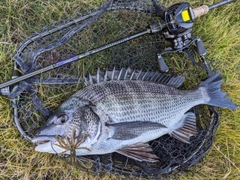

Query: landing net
left=9, top=0, right=219, bottom=178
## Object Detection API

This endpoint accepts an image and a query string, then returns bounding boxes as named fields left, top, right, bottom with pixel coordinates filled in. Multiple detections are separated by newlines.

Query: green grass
left=0, top=0, right=240, bottom=179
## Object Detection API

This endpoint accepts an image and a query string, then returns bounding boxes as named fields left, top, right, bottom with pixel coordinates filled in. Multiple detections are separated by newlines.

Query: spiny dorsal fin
left=116, top=143, right=159, bottom=163
left=88, top=73, right=93, bottom=85
left=85, top=67, right=185, bottom=88
left=97, top=67, right=100, bottom=84
left=104, top=68, right=108, bottom=81
left=111, top=66, right=116, bottom=80
left=117, top=68, right=126, bottom=80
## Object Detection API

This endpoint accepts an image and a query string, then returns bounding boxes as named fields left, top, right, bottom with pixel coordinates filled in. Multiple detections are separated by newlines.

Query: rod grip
left=193, top=5, right=209, bottom=18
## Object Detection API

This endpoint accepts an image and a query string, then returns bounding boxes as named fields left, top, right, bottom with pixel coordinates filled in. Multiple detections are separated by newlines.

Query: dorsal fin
left=104, top=68, right=108, bottom=81
left=84, top=67, right=185, bottom=88
left=97, top=67, right=101, bottom=84
left=117, top=68, right=126, bottom=80
left=88, top=73, right=94, bottom=85
left=111, top=66, right=116, bottom=80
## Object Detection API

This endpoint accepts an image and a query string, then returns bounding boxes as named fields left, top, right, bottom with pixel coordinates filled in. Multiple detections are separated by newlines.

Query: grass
left=0, top=0, right=239, bottom=179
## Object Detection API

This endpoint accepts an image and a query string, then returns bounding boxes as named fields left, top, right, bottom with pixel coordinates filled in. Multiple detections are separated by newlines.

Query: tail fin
left=200, top=72, right=238, bottom=110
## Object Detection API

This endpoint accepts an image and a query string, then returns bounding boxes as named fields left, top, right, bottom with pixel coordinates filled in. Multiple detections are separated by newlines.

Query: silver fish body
left=32, top=68, right=238, bottom=162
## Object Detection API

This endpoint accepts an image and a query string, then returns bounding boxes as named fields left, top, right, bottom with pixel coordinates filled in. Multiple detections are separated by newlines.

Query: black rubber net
left=9, top=0, right=220, bottom=179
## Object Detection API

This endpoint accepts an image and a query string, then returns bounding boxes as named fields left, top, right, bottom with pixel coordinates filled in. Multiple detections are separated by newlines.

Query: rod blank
left=209, top=0, right=234, bottom=10
left=0, top=30, right=150, bottom=90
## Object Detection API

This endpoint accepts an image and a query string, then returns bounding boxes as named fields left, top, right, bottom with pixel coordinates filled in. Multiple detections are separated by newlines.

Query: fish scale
left=71, top=79, right=202, bottom=127
left=86, top=82, right=203, bottom=127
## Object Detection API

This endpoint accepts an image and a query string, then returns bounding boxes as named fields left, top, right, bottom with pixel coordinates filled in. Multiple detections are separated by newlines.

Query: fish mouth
left=32, top=135, right=57, bottom=145
left=32, top=135, right=68, bottom=154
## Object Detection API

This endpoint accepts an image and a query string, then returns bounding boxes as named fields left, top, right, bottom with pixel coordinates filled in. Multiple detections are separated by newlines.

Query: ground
left=0, top=0, right=239, bottom=179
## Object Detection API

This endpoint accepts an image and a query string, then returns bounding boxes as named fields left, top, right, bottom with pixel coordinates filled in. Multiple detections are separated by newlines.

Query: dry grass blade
left=214, top=144, right=240, bottom=173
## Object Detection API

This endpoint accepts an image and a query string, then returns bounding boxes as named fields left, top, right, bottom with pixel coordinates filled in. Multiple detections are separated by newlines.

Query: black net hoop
left=9, top=0, right=220, bottom=178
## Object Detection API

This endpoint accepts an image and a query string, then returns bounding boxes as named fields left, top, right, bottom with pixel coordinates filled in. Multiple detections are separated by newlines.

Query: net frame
left=8, top=0, right=220, bottom=178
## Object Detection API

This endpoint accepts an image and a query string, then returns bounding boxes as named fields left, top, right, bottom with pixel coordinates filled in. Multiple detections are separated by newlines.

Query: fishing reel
left=152, top=2, right=209, bottom=72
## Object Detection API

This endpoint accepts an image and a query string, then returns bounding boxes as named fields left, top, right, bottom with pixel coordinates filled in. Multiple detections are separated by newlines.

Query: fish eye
left=57, top=114, right=69, bottom=124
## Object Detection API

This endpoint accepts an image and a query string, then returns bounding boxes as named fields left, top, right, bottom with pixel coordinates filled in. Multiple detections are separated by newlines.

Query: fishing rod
left=0, top=0, right=234, bottom=92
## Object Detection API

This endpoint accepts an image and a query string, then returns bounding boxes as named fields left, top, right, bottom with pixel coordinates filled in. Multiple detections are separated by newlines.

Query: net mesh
left=10, top=0, right=220, bottom=178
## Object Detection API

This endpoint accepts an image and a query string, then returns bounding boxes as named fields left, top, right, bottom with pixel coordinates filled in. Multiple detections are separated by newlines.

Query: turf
left=0, top=0, right=239, bottom=179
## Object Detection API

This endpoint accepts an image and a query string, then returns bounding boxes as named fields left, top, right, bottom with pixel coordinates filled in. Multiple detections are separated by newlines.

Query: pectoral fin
left=171, top=112, right=198, bottom=144
left=106, top=121, right=167, bottom=140
left=116, top=143, right=159, bottom=162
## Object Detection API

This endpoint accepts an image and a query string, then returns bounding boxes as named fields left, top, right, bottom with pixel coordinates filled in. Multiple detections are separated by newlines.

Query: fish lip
left=32, top=135, right=57, bottom=145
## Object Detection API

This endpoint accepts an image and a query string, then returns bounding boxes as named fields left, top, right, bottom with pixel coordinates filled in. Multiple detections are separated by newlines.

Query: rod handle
left=192, top=5, right=209, bottom=19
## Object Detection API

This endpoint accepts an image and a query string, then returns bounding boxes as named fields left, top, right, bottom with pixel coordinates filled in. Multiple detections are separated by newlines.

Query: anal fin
left=116, top=143, right=159, bottom=163
left=171, top=112, right=198, bottom=144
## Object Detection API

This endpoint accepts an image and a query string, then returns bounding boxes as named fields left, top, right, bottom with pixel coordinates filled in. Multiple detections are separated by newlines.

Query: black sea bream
left=32, top=68, right=238, bottom=162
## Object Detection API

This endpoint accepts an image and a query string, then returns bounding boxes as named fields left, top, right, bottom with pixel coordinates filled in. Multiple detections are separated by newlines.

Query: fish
left=32, top=68, right=238, bottom=162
